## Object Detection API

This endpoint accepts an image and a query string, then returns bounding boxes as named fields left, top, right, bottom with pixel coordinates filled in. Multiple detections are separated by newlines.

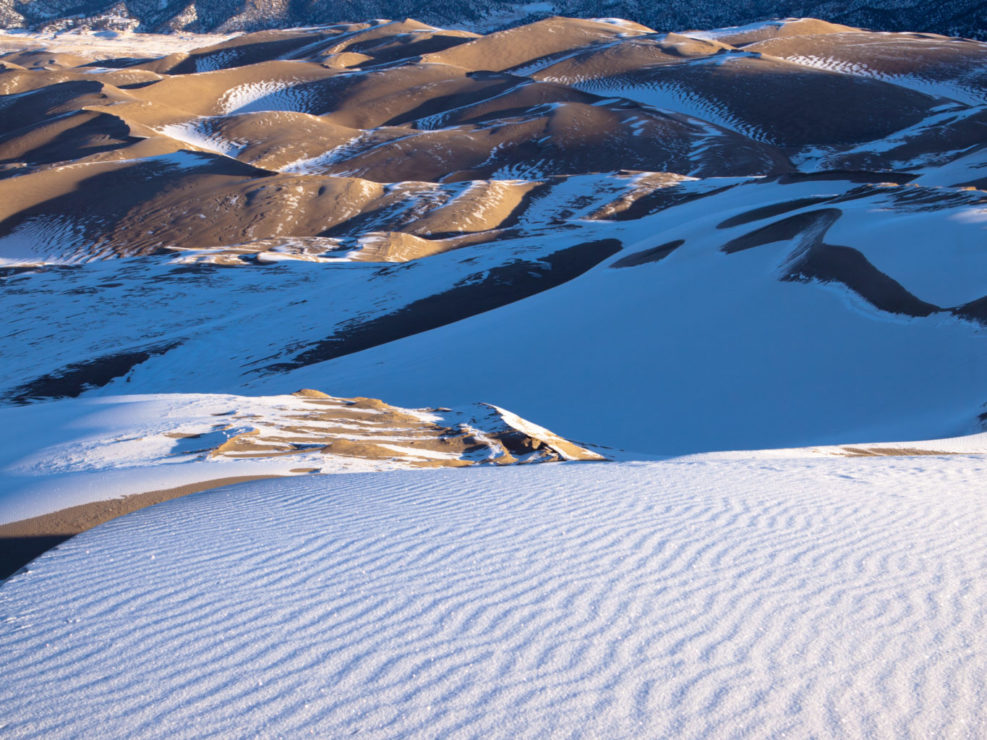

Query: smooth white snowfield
left=2, top=457, right=986, bottom=738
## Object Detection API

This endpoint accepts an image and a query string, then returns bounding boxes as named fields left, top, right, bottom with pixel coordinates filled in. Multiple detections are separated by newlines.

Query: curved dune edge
left=0, top=474, right=283, bottom=580
left=0, top=388, right=606, bottom=578
left=4, top=426, right=982, bottom=581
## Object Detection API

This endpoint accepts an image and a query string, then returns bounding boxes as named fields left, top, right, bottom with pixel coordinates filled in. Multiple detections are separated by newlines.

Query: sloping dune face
left=1, top=17, right=983, bottom=264
left=3, top=461, right=987, bottom=736
left=0, top=17, right=797, bottom=263
left=1, top=17, right=986, bottom=457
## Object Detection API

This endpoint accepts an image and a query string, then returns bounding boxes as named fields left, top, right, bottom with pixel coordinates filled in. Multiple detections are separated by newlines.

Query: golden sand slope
left=1, top=17, right=982, bottom=264
left=207, top=389, right=605, bottom=467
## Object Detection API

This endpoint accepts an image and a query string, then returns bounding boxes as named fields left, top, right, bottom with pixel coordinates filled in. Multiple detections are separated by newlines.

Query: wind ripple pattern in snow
left=1, top=459, right=986, bottom=738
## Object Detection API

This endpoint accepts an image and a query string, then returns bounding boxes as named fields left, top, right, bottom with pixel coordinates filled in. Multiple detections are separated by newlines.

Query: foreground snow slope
left=2, top=458, right=986, bottom=737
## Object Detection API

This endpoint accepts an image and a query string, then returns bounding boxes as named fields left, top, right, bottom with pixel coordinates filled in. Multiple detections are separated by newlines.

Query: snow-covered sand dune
left=2, top=19, right=987, bottom=738
left=2, top=458, right=986, bottom=737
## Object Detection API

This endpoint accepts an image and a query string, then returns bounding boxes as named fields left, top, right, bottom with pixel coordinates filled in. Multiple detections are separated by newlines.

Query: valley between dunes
left=1, top=16, right=986, bottom=738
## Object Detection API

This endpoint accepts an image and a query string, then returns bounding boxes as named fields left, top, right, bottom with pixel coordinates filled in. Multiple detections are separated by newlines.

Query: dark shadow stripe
left=784, top=244, right=940, bottom=317
left=722, top=208, right=841, bottom=254
left=610, top=239, right=683, bottom=268
left=0, top=536, right=72, bottom=581
left=265, top=238, right=622, bottom=371
left=717, top=196, right=835, bottom=229
left=952, top=295, right=987, bottom=325
left=9, top=342, right=180, bottom=404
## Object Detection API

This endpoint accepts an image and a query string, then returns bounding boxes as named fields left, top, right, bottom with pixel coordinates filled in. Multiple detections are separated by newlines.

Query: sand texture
left=3, top=18, right=984, bottom=265
left=2, top=458, right=986, bottom=737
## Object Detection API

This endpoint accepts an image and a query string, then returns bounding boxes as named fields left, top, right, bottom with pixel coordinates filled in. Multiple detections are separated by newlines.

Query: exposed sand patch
left=208, top=389, right=605, bottom=466
left=407, top=180, right=541, bottom=235
left=839, top=446, right=958, bottom=457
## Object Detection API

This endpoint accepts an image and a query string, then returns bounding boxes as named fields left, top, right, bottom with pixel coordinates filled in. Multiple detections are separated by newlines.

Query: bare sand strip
left=0, top=475, right=282, bottom=580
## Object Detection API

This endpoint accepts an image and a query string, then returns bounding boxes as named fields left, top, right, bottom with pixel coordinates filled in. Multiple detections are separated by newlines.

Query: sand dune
left=157, top=27, right=356, bottom=73
left=3, top=18, right=982, bottom=264
left=1, top=19, right=984, bottom=442
left=0, top=152, right=388, bottom=260
left=3, top=458, right=986, bottom=736
left=748, top=31, right=987, bottom=104
left=157, top=110, right=365, bottom=169
left=543, top=52, right=939, bottom=149
left=533, top=33, right=732, bottom=81
left=0, top=61, right=162, bottom=94
left=0, top=47, right=95, bottom=69
left=688, top=17, right=857, bottom=46
left=2, top=22, right=986, bottom=735
left=421, top=16, right=654, bottom=72
left=126, top=60, right=342, bottom=118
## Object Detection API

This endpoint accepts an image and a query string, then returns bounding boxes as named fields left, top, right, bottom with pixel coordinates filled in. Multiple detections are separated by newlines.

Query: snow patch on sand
left=781, top=54, right=987, bottom=105
left=569, top=77, right=766, bottom=141
left=0, top=215, right=91, bottom=265
left=158, top=118, right=247, bottom=158
left=219, top=79, right=313, bottom=114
